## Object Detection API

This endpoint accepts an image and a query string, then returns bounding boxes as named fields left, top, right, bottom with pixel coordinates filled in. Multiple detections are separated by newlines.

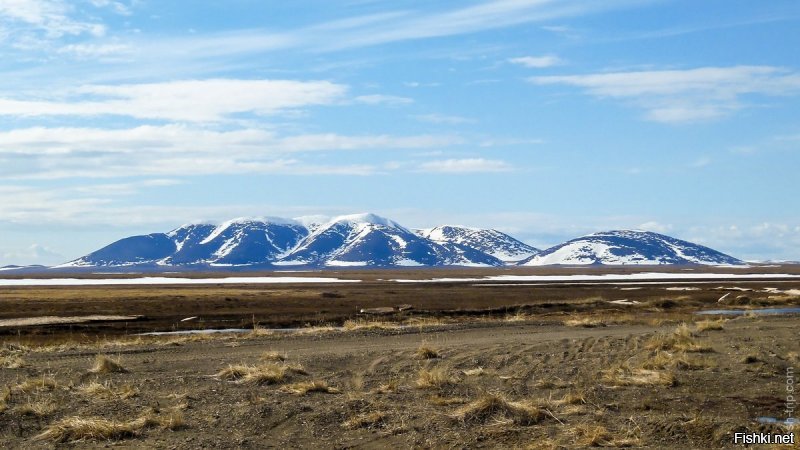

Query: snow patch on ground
left=0, top=277, right=360, bottom=286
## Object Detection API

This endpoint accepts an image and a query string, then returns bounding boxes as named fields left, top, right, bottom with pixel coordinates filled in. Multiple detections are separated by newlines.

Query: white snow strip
left=0, top=277, right=360, bottom=287
left=393, top=273, right=800, bottom=283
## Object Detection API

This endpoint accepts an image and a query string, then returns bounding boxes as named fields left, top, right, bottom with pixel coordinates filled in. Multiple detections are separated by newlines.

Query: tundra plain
left=1, top=266, right=799, bottom=448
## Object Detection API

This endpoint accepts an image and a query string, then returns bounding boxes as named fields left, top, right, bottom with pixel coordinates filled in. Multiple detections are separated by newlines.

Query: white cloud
left=413, top=113, right=475, bottom=125
left=418, top=158, right=513, bottom=173
left=0, top=125, right=464, bottom=178
left=2, top=243, right=64, bottom=265
left=57, top=42, right=132, bottom=59
left=0, top=79, right=348, bottom=122
left=637, top=221, right=673, bottom=233
left=529, top=66, right=800, bottom=123
left=89, top=0, right=132, bottom=16
left=689, top=156, right=712, bottom=168
left=508, top=55, right=563, bottom=68
left=0, top=0, right=105, bottom=38
left=354, top=94, right=413, bottom=105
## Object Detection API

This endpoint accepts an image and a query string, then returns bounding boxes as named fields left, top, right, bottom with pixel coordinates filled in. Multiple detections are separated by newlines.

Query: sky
left=1, top=0, right=799, bottom=265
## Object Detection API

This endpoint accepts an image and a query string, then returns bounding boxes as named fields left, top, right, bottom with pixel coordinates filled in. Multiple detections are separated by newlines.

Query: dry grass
left=463, top=367, right=487, bottom=376
left=0, top=354, right=25, bottom=369
left=373, top=379, right=399, bottom=394
left=89, top=355, right=127, bottom=374
left=415, top=343, right=441, bottom=359
left=564, top=317, right=606, bottom=328
left=450, top=393, right=544, bottom=425
left=79, top=381, right=138, bottom=400
left=641, top=351, right=710, bottom=371
left=415, top=366, right=457, bottom=389
left=571, top=423, right=640, bottom=447
left=215, top=361, right=306, bottom=385
left=0, top=387, right=9, bottom=413
left=694, top=318, right=727, bottom=332
left=13, top=375, right=58, bottom=393
left=342, top=319, right=400, bottom=331
left=35, top=410, right=184, bottom=443
left=602, top=364, right=676, bottom=387
left=281, top=380, right=340, bottom=395
left=646, top=324, right=712, bottom=353
left=14, top=398, right=56, bottom=417
left=260, top=351, right=286, bottom=362
left=342, top=411, right=386, bottom=430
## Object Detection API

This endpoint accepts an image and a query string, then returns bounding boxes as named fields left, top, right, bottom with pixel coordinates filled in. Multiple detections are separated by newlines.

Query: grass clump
left=572, top=424, right=640, bottom=447
left=646, top=324, right=712, bottom=353
left=415, top=343, right=440, bottom=359
left=694, top=318, right=726, bottom=332
left=564, top=317, right=606, bottom=328
left=342, top=319, right=400, bottom=331
left=35, top=411, right=183, bottom=443
left=603, top=366, right=676, bottom=387
left=215, top=362, right=306, bottom=385
left=79, top=381, right=138, bottom=400
left=342, top=411, right=386, bottom=430
left=415, top=366, right=457, bottom=389
left=450, top=393, right=544, bottom=425
left=13, top=375, right=58, bottom=393
left=260, top=351, right=286, bottom=362
left=281, top=380, right=340, bottom=395
left=14, top=399, right=56, bottom=417
left=89, top=355, right=127, bottom=374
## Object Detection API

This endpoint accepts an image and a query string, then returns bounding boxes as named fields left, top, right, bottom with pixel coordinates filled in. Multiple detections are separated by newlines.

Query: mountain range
left=49, top=213, right=745, bottom=270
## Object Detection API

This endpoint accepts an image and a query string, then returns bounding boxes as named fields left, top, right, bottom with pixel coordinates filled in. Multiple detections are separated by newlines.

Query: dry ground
left=0, top=314, right=798, bottom=448
left=1, top=268, right=799, bottom=448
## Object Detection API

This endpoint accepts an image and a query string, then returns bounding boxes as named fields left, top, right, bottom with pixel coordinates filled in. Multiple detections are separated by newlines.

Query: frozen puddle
left=695, top=307, right=800, bottom=316
left=0, top=277, right=361, bottom=287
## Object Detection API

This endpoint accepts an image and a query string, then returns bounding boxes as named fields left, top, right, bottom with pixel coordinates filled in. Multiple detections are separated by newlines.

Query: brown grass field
left=0, top=266, right=798, bottom=448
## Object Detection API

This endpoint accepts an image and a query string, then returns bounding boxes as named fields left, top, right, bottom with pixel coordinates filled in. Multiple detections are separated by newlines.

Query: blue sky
left=1, top=0, right=799, bottom=265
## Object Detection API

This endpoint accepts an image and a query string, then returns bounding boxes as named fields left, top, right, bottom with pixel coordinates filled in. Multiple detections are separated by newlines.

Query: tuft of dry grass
left=34, top=411, right=184, bottom=443
left=260, top=351, right=286, bottom=362
left=342, top=411, right=386, bottom=430
left=373, top=379, right=399, bottom=394
left=215, top=362, right=306, bottom=385
left=89, top=355, right=127, bottom=374
left=646, top=324, right=712, bottom=353
left=79, top=381, right=138, bottom=400
left=14, top=398, right=56, bottom=417
left=342, top=319, right=400, bottom=331
left=463, top=367, right=486, bottom=377
left=13, top=375, right=58, bottom=393
left=0, top=354, right=25, bottom=369
left=572, top=424, right=641, bottom=447
left=564, top=317, right=606, bottom=328
left=281, top=380, right=340, bottom=395
left=0, top=386, right=9, bottom=413
left=603, top=366, right=676, bottom=387
left=694, top=318, right=727, bottom=332
left=416, top=366, right=457, bottom=389
left=450, top=393, right=544, bottom=425
left=415, top=343, right=441, bottom=359
left=243, top=365, right=288, bottom=385
left=642, top=351, right=710, bottom=371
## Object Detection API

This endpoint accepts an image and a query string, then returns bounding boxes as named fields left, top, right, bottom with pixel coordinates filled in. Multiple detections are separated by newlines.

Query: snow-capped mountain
left=522, top=230, right=743, bottom=266
left=59, top=220, right=746, bottom=270
left=65, top=218, right=309, bottom=268
left=416, top=226, right=539, bottom=264
left=61, top=213, right=503, bottom=269
left=279, top=214, right=501, bottom=267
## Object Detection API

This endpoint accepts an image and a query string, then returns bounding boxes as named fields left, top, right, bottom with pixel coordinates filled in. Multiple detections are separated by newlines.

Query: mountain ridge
left=56, top=214, right=744, bottom=270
